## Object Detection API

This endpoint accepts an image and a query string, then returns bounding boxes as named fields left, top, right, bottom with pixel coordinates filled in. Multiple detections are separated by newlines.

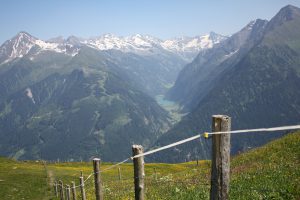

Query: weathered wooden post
left=132, top=145, right=145, bottom=200
left=154, top=168, right=157, bottom=181
left=93, top=158, right=103, bottom=200
left=65, top=186, right=68, bottom=200
left=196, top=156, right=199, bottom=166
left=66, top=185, right=71, bottom=200
left=58, top=180, right=64, bottom=200
left=118, top=167, right=122, bottom=181
left=79, top=172, right=86, bottom=200
left=71, top=181, right=77, bottom=200
left=54, top=181, right=58, bottom=197
left=210, top=115, right=231, bottom=200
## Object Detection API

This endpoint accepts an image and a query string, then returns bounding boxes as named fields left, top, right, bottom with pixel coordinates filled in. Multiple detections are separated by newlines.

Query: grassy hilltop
left=0, top=131, right=299, bottom=200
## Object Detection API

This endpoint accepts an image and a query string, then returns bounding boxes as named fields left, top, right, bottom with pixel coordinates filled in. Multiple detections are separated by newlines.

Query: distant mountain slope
left=0, top=45, right=170, bottom=161
left=167, top=19, right=268, bottom=111
left=99, top=49, right=187, bottom=96
left=0, top=30, right=226, bottom=161
left=0, top=32, right=226, bottom=97
left=83, top=32, right=226, bottom=61
left=0, top=32, right=79, bottom=65
left=153, top=5, right=300, bottom=162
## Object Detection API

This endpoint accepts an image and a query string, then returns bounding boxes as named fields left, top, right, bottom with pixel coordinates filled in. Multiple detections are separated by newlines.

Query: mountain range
left=1, top=5, right=299, bottom=163
left=0, top=30, right=224, bottom=161
left=152, top=4, right=300, bottom=162
left=0, top=32, right=225, bottom=97
left=0, top=31, right=226, bottom=65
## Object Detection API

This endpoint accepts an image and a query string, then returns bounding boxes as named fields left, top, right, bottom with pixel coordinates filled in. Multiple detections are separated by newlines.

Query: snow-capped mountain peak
left=0, top=32, right=227, bottom=64
left=84, top=32, right=227, bottom=60
left=0, top=32, right=81, bottom=64
left=0, top=31, right=36, bottom=63
left=16, top=31, right=36, bottom=41
left=161, top=32, right=227, bottom=57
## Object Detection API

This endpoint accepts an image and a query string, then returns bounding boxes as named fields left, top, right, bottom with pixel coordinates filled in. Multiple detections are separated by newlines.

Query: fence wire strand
left=54, top=124, right=300, bottom=190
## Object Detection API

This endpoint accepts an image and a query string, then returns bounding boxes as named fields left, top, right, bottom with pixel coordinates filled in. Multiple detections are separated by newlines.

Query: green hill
left=0, top=46, right=171, bottom=161
left=0, top=131, right=299, bottom=199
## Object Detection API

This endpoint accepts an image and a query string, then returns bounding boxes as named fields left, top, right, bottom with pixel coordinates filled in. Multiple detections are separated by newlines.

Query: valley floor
left=155, top=95, right=187, bottom=125
left=0, top=131, right=299, bottom=199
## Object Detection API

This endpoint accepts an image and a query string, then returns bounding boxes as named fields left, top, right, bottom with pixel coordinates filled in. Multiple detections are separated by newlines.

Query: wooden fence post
left=79, top=172, right=86, bottom=200
left=154, top=168, right=157, bottom=181
left=66, top=185, right=71, bottom=200
left=54, top=181, right=58, bottom=197
left=210, top=115, right=231, bottom=200
left=58, top=180, right=64, bottom=200
left=132, top=145, right=145, bottom=200
left=71, top=181, right=77, bottom=200
left=93, top=158, right=103, bottom=200
left=118, top=167, right=122, bottom=181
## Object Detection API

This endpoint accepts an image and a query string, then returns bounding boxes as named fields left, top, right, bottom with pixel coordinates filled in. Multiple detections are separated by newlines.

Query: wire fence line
left=53, top=124, right=300, bottom=191
left=205, top=124, right=300, bottom=136
left=54, top=160, right=205, bottom=190
left=132, top=124, right=300, bottom=159
left=56, top=166, right=209, bottom=191
left=55, top=158, right=131, bottom=189
left=55, top=165, right=209, bottom=198
left=101, top=158, right=130, bottom=172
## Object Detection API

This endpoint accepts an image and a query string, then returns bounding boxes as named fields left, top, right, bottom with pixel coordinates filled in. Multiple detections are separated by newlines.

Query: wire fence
left=54, top=162, right=210, bottom=199
left=51, top=124, right=300, bottom=199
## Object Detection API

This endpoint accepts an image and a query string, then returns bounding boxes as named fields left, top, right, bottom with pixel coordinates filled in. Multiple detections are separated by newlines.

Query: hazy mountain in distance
left=166, top=19, right=268, bottom=111
left=0, top=29, right=226, bottom=161
left=83, top=32, right=227, bottom=61
left=0, top=44, right=173, bottom=161
left=152, top=5, right=300, bottom=163
left=0, top=32, right=226, bottom=97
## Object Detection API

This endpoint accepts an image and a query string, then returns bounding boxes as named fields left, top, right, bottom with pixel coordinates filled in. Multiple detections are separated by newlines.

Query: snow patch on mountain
left=246, top=20, right=257, bottom=30
left=34, top=39, right=69, bottom=55
left=34, top=40, right=79, bottom=57
left=224, top=49, right=239, bottom=58
left=25, top=88, right=36, bottom=104
left=84, top=34, right=161, bottom=53
left=89, top=33, right=226, bottom=53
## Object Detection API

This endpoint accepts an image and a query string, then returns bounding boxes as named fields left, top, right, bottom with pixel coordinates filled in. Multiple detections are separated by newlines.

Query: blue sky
left=1, top=0, right=300, bottom=43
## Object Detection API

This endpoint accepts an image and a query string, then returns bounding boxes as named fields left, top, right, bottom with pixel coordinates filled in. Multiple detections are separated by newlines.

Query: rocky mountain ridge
left=0, top=32, right=227, bottom=65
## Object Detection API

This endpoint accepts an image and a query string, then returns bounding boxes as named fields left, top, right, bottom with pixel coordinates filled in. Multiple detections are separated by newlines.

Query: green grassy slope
left=0, top=131, right=299, bottom=199
left=230, top=131, right=300, bottom=199
left=0, top=158, right=50, bottom=200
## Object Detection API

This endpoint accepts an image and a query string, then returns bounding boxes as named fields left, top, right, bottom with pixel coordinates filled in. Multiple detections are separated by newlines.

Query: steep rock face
left=152, top=5, right=300, bottom=162
left=0, top=47, right=170, bottom=161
